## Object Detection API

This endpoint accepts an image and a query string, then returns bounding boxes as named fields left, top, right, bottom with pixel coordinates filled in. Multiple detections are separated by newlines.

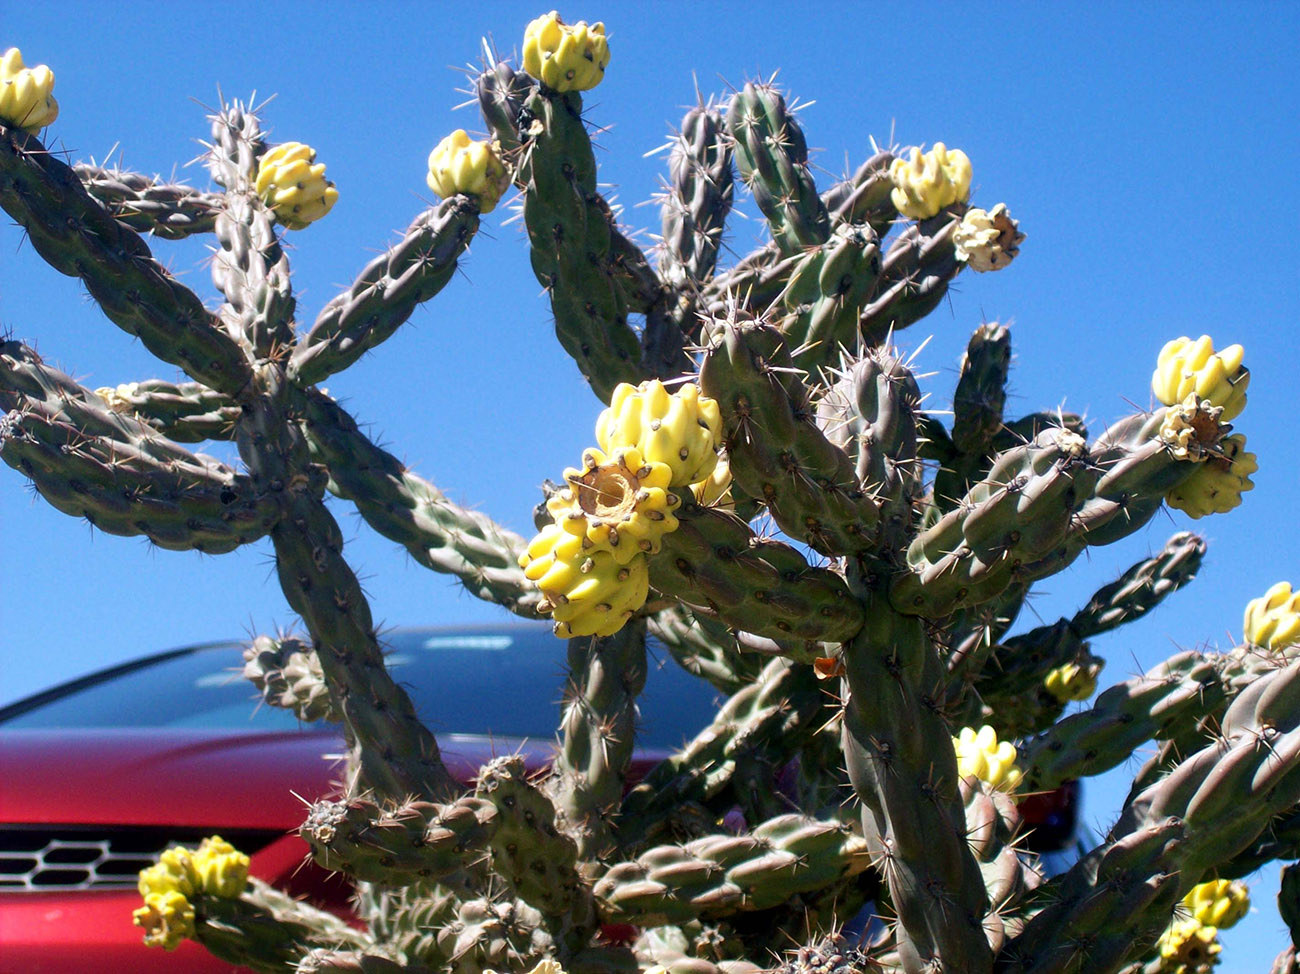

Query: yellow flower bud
left=1182, top=879, right=1249, bottom=930
left=952, top=725, right=1022, bottom=792
left=595, top=381, right=722, bottom=488
left=888, top=142, right=972, bottom=220
left=1155, top=917, right=1221, bottom=974
left=133, top=890, right=195, bottom=951
left=1243, top=581, right=1300, bottom=651
left=1152, top=336, right=1249, bottom=422
left=255, top=142, right=339, bottom=230
left=191, top=835, right=250, bottom=899
left=1165, top=433, right=1257, bottom=519
left=0, top=48, right=58, bottom=133
left=522, top=11, right=610, bottom=92
left=522, top=523, right=650, bottom=638
left=1044, top=662, right=1098, bottom=703
left=426, top=130, right=510, bottom=213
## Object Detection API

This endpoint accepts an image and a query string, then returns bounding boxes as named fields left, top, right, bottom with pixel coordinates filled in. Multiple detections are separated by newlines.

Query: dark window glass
left=0, top=627, right=721, bottom=750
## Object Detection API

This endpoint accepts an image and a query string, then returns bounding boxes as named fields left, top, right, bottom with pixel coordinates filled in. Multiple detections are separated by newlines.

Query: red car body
left=0, top=628, right=703, bottom=973
left=0, top=630, right=1080, bottom=973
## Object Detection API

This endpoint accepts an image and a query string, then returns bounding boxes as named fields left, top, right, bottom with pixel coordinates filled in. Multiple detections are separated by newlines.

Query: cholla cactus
left=2, top=13, right=1294, bottom=974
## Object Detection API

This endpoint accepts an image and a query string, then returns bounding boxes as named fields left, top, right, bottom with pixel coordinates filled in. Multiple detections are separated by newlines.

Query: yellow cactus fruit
left=953, top=203, right=1024, bottom=272
left=1182, top=879, right=1250, bottom=930
left=596, top=381, right=723, bottom=488
left=254, top=142, right=339, bottom=230
left=1165, top=433, right=1257, bottom=519
left=522, top=11, right=610, bottom=93
left=1152, top=336, right=1249, bottom=422
left=191, top=835, right=250, bottom=898
left=690, top=454, right=735, bottom=510
left=1243, top=581, right=1300, bottom=651
left=0, top=48, right=58, bottom=133
left=138, top=846, right=199, bottom=899
left=546, top=446, right=681, bottom=563
left=1043, top=661, right=1098, bottom=703
left=1159, top=395, right=1224, bottom=462
left=426, top=130, right=510, bottom=213
left=952, top=725, right=1022, bottom=792
left=519, top=524, right=650, bottom=638
left=133, top=890, right=196, bottom=951
left=888, top=142, right=972, bottom=220
left=1154, top=918, right=1221, bottom=974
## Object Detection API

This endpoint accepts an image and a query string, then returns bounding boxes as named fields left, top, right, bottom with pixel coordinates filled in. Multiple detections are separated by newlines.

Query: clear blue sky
left=3, top=1, right=1298, bottom=967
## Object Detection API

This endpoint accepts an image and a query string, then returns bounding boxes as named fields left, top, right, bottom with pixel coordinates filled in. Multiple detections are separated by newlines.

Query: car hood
left=0, top=728, right=553, bottom=829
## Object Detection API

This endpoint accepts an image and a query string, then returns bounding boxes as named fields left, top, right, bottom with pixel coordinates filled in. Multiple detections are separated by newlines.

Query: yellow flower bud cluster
left=1152, top=336, right=1249, bottom=422
left=1243, top=581, right=1300, bottom=651
left=1154, top=917, right=1222, bottom=974
left=254, top=142, right=339, bottom=230
left=0, top=48, right=58, bottom=133
left=953, top=203, right=1024, bottom=272
left=1043, top=661, right=1099, bottom=703
left=134, top=836, right=250, bottom=951
left=1165, top=433, right=1257, bottom=519
left=523, top=11, right=610, bottom=93
left=426, top=130, right=511, bottom=214
left=952, top=725, right=1022, bottom=793
left=522, top=381, right=724, bottom=638
left=888, top=143, right=972, bottom=220
left=1182, top=879, right=1250, bottom=930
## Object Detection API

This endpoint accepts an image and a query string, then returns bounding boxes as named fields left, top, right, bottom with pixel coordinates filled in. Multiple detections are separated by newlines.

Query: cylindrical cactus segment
left=660, top=103, right=734, bottom=290
left=726, top=82, right=829, bottom=255
left=700, top=316, right=882, bottom=557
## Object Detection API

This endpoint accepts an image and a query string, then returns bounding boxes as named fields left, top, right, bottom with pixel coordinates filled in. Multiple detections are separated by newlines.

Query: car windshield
left=0, top=627, right=723, bottom=751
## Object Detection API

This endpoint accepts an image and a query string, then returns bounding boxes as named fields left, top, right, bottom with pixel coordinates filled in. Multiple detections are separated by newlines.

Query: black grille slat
left=0, top=827, right=282, bottom=891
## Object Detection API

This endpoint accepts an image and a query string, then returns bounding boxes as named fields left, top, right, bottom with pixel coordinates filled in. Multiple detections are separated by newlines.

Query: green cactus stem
left=650, top=497, right=865, bottom=645
left=517, top=88, right=649, bottom=401
left=300, top=794, right=498, bottom=885
left=551, top=622, right=648, bottom=856
left=699, top=317, right=882, bottom=557
left=726, top=82, right=829, bottom=256
left=0, top=124, right=253, bottom=395
left=289, top=198, right=482, bottom=386
left=659, top=102, right=734, bottom=293
left=618, top=656, right=825, bottom=847
left=859, top=209, right=964, bottom=345
left=594, top=813, right=869, bottom=926
left=646, top=604, right=765, bottom=696
left=0, top=341, right=278, bottom=552
left=74, top=163, right=222, bottom=239
left=195, top=879, right=371, bottom=973
left=242, top=635, right=340, bottom=724
left=92, top=378, right=240, bottom=442
left=300, top=389, right=538, bottom=616
left=839, top=573, right=994, bottom=974
left=821, top=147, right=899, bottom=234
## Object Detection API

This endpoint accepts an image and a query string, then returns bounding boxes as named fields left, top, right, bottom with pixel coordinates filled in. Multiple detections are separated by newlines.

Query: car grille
left=0, top=827, right=279, bottom=891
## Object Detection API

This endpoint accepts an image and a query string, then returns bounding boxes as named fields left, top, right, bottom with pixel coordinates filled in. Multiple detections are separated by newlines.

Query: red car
left=0, top=625, right=722, bottom=973
left=0, top=626, right=1081, bottom=973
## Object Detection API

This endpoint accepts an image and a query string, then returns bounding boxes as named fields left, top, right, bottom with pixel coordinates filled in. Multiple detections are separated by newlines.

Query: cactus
left=2, top=15, right=1294, bottom=974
